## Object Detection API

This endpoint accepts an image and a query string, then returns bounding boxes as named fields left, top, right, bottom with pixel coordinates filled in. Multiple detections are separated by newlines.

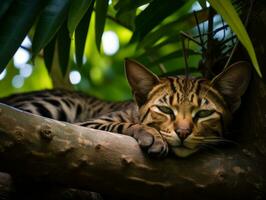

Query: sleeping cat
left=0, top=59, right=251, bottom=157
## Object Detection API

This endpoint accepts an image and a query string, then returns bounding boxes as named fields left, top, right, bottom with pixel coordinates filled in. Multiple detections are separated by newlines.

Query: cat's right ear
left=212, top=61, right=251, bottom=112
left=125, top=59, right=160, bottom=106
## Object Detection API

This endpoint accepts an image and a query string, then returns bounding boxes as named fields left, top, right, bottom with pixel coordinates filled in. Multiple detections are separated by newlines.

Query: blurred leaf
left=75, top=0, right=95, bottom=67
left=0, top=0, right=13, bottom=18
left=164, top=67, right=199, bottom=76
left=209, top=0, right=262, bottom=77
left=130, top=0, right=186, bottom=43
left=57, top=22, right=71, bottom=76
left=116, top=9, right=135, bottom=30
left=151, top=37, right=182, bottom=51
left=137, top=38, right=181, bottom=60
left=44, top=37, right=56, bottom=72
left=32, top=0, right=70, bottom=57
left=114, top=0, right=151, bottom=12
left=140, top=8, right=209, bottom=48
left=68, top=0, right=93, bottom=36
left=151, top=49, right=200, bottom=65
left=0, top=0, right=44, bottom=73
left=95, top=0, right=108, bottom=52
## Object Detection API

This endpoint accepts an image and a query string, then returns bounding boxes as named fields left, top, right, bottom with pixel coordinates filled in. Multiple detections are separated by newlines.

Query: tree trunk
left=0, top=102, right=265, bottom=200
left=237, top=0, right=266, bottom=156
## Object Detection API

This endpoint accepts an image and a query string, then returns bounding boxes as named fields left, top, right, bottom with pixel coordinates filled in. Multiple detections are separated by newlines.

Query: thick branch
left=0, top=103, right=265, bottom=199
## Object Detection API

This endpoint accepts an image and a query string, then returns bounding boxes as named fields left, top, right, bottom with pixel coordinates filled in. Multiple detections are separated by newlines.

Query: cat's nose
left=175, top=128, right=192, bottom=142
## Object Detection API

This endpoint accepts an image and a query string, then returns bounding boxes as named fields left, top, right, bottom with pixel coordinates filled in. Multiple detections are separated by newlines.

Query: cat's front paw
left=124, top=124, right=168, bottom=157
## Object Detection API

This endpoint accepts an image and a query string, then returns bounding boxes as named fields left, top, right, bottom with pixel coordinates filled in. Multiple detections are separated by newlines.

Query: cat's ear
left=213, top=61, right=251, bottom=112
left=125, top=59, right=160, bottom=106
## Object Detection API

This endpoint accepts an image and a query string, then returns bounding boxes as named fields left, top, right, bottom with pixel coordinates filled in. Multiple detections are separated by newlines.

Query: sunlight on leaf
left=131, top=0, right=186, bottom=43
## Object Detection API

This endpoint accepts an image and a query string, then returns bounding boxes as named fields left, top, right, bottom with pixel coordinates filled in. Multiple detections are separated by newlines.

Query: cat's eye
left=157, top=105, right=174, bottom=115
left=196, top=109, right=215, bottom=118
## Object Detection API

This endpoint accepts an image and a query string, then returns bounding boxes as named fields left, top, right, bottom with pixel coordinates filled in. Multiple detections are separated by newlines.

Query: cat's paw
left=124, top=124, right=168, bottom=157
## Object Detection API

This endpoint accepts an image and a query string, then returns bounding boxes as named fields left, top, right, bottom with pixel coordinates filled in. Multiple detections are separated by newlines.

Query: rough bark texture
left=0, top=172, right=12, bottom=200
left=0, top=102, right=265, bottom=200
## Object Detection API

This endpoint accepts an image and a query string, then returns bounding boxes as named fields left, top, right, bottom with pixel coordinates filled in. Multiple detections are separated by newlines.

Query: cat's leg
left=124, top=123, right=169, bottom=157
left=77, top=118, right=168, bottom=157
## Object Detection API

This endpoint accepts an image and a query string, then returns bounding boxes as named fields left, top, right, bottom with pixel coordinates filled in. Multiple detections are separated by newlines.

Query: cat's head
left=125, top=59, right=251, bottom=157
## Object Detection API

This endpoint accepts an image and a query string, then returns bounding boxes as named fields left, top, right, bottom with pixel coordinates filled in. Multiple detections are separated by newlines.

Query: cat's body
left=1, top=89, right=134, bottom=123
left=0, top=59, right=251, bottom=157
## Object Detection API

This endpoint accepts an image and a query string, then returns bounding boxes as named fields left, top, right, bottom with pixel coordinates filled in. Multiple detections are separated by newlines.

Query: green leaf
left=43, top=37, right=56, bottom=72
left=131, top=0, right=186, bottom=43
left=57, top=22, right=71, bottom=76
left=95, top=0, right=108, bottom=52
left=136, top=38, right=181, bottom=60
left=150, top=49, right=200, bottom=65
left=140, top=8, right=209, bottom=48
left=209, top=0, right=262, bottom=77
left=75, top=0, right=95, bottom=67
left=114, top=0, right=151, bottom=13
left=0, top=0, right=13, bottom=18
left=68, top=0, right=93, bottom=36
left=0, top=0, right=44, bottom=72
left=115, top=9, right=135, bottom=31
left=32, top=0, right=70, bottom=57
left=148, top=37, right=183, bottom=55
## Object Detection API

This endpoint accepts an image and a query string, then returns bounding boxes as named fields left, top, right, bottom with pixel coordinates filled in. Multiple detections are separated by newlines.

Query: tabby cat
left=0, top=59, right=251, bottom=157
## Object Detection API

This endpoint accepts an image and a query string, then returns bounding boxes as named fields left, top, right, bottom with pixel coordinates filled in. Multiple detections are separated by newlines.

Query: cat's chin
left=171, top=147, right=199, bottom=157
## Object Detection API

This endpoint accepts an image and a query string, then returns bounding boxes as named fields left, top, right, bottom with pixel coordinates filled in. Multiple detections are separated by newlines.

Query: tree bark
left=0, top=103, right=265, bottom=200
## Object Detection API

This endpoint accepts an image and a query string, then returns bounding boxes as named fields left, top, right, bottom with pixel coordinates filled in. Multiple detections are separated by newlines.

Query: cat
left=0, top=59, right=251, bottom=157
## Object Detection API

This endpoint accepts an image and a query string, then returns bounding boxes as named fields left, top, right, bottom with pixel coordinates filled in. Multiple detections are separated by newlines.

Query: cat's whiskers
left=203, top=136, right=236, bottom=143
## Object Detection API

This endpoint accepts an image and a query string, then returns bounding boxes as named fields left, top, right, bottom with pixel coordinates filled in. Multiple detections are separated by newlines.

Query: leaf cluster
left=0, top=0, right=261, bottom=87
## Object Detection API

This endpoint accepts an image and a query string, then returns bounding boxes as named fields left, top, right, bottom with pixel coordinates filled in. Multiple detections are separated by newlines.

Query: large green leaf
left=140, top=8, right=209, bottom=48
left=130, top=0, right=186, bottom=43
left=75, top=0, right=95, bottom=67
left=57, top=21, right=71, bottom=76
left=0, top=0, right=13, bottom=18
left=32, top=0, right=70, bottom=57
left=95, top=0, right=108, bottom=52
left=67, top=0, right=93, bottom=36
left=43, top=37, right=56, bottom=73
left=209, top=0, right=262, bottom=77
left=0, top=0, right=44, bottom=72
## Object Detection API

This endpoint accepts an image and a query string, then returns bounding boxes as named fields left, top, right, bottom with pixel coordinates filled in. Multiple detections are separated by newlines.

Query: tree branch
left=0, top=103, right=265, bottom=199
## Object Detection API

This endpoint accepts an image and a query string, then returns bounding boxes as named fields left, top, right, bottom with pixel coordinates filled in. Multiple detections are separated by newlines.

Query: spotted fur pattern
left=0, top=59, right=251, bottom=157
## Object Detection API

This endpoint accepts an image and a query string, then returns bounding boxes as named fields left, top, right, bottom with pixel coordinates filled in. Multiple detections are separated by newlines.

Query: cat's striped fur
left=0, top=59, right=251, bottom=157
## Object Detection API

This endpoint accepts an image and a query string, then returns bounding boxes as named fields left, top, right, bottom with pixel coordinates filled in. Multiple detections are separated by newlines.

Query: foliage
left=0, top=0, right=261, bottom=100
left=209, top=0, right=261, bottom=77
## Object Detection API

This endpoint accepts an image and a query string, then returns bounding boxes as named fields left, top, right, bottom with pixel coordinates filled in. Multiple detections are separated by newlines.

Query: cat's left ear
left=213, top=61, right=251, bottom=112
left=125, top=59, right=160, bottom=106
